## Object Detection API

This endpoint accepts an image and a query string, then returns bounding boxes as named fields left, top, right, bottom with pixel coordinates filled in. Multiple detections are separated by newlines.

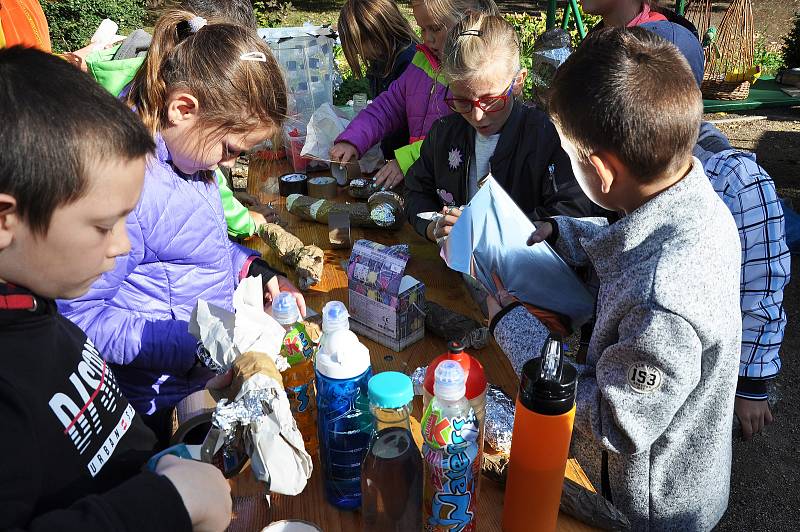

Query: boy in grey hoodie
left=488, top=28, right=742, bottom=530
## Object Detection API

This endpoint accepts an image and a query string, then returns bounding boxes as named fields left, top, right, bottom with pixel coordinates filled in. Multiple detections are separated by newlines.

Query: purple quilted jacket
left=59, top=134, right=258, bottom=415
left=335, top=45, right=451, bottom=160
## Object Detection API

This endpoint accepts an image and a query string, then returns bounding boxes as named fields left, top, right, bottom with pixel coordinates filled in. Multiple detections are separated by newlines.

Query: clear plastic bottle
left=422, top=360, right=480, bottom=531
left=315, top=301, right=373, bottom=510
left=273, top=292, right=318, bottom=454
left=361, top=372, right=422, bottom=531
left=422, top=341, right=487, bottom=499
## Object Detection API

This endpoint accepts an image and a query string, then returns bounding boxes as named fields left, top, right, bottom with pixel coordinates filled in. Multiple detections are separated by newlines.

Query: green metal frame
left=545, top=0, right=688, bottom=39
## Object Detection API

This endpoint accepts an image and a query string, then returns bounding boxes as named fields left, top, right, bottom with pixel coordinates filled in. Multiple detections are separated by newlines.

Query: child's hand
left=234, top=191, right=260, bottom=207
left=205, top=369, right=233, bottom=390
left=485, top=272, right=519, bottom=321
left=431, top=207, right=462, bottom=242
left=527, top=221, right=554, bottom=245
left=330, top=142, right=359, bottom=165
left=156, top=455, right=232, bottom=532
left=265, top=275, right=307, bottom=318
left=249, top=204, right=279, bottom=226
left=735, top=397, right=774, bottom=440
left=250, top=210, right=268, bottom=230
left=374, top=160, right=404, bottom=189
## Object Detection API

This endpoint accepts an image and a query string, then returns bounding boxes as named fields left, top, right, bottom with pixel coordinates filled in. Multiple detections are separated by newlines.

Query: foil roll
left=279, top=173, right=308, bottom=197
left=485, top=384, right=515, bottom=455
left=367, top=190, right=404, bottom=228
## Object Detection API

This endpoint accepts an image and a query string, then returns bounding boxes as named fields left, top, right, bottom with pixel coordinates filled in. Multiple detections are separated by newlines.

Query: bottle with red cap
left=423, top=341, right=487, bottom=495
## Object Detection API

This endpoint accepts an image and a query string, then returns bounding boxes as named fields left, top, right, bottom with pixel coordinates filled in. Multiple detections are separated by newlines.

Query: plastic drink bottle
left=315, top=301, right=373, bottom=510
left=423, top=341, right=487, bottom=496
left=502, top=336, right=577, bottom=532
left=273, top=292, right=318, bottom=454
left=422, top=360, right=480, bottom=531
left=361, top=371, right=423, bottom=531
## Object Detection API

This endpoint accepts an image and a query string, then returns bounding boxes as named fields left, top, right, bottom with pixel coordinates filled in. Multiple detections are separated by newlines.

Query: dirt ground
left=705, top=108, right=800, bottom=532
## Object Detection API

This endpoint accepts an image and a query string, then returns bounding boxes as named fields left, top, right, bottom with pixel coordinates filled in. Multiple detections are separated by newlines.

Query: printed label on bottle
left=421, top=401, right=480, bottom=531
left=287, top=382, right=311, bottom=413
left=280, top=324, right=315, bottom=366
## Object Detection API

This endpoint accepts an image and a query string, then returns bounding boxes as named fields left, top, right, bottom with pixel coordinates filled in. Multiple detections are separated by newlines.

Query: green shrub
left=252, top=0, right=293, bottom=29
left=782, top=11, right=800, bottom=69
left=333, top=44, right=370, bottom=105
left=41, top=0, right=147, bottom=53
left=755, top=34, right=784, bottom=76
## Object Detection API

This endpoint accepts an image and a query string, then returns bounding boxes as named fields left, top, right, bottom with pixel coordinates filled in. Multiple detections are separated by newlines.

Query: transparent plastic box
left=259, top=25, right=336, bottom=126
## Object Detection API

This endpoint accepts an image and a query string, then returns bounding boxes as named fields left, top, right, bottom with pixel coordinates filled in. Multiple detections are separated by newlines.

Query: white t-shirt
left=468, top=132, right=501, bottom=200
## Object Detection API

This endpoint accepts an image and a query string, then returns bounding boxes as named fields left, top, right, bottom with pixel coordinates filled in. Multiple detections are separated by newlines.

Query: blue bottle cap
left=368, top=371, right=414, bottom=409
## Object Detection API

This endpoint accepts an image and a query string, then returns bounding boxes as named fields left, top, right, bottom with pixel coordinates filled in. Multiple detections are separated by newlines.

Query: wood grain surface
left=226, top=158, right=597, bottom=532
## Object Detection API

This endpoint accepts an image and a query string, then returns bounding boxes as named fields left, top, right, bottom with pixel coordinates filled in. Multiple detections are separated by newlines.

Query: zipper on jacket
left=601, top=450, right=613, bottom=503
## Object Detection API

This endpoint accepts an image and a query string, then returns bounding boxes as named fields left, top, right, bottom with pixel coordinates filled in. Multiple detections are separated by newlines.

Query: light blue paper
left=442, top=176, right=594, bottom=327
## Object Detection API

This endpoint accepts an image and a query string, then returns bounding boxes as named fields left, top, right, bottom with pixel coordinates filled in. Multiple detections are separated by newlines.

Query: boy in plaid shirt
left=694, top=122, right=791, bottom=440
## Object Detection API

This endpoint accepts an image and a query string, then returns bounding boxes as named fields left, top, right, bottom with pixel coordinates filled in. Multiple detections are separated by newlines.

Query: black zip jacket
left=0, top=283, right=191, bottom=532
left=404, top=101, right=597, bottom=238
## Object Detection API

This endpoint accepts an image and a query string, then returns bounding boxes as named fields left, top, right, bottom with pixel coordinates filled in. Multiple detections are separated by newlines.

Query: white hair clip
left=188, top=16, right=207, bottom=33
left=240, top=51, right=267, bottom=62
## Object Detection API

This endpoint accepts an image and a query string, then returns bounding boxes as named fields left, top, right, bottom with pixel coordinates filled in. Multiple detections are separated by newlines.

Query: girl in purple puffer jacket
left=330, top=0, right=499, bottom=190
left=59, top=9, right=305, bottom=434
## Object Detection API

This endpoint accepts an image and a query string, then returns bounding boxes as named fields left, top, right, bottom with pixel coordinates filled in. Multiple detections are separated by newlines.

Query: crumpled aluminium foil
left=212, top=388, right=277, bottom=439
left=369, top=203, right=396, bottom=227
left=484, top=384, right=515, bottom=455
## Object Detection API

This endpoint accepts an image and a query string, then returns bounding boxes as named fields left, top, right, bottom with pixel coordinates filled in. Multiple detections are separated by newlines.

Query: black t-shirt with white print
left=0, top=283, right=191, bottom=532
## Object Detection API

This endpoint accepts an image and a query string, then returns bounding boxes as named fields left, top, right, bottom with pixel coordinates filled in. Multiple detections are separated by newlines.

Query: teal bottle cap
left=368, top=371, right=414, bottom=409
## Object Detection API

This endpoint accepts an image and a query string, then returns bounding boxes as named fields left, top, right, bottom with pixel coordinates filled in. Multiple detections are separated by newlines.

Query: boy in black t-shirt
left=0, top=47, right=231, bottom=532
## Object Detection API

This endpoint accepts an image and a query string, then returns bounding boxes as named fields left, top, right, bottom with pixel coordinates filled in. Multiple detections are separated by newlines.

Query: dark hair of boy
left=547, top=26, right=703, bottom=183
left=170, top=0, right=258, bottom=30
left=0, top=46, right=155, bottom=236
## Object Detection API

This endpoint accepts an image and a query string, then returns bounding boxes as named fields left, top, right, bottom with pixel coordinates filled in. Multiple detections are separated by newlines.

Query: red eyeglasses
left=444, top=76, right=517, bottom=114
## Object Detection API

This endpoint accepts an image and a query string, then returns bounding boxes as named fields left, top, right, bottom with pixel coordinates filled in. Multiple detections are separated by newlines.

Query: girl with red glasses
left=404, top=13, right=597, bottom=244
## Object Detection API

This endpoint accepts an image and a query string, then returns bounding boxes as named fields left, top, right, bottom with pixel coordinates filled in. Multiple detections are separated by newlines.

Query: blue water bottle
left=315, top=301, right=373, bottom=510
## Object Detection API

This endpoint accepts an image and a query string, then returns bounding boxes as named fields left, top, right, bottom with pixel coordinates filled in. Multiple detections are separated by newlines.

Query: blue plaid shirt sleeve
left=704, top=150, right=791, bottom=399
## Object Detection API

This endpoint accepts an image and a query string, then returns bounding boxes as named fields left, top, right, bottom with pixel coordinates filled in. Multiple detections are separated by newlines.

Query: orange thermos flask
left=502, top=336, right=577, bottom=532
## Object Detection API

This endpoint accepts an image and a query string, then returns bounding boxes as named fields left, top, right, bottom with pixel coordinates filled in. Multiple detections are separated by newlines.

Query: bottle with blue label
left=315, top=301, right=373, bottom=510
left=422, top=360, right=480, bottom=531
left=273, top=292, right=318, bottom=455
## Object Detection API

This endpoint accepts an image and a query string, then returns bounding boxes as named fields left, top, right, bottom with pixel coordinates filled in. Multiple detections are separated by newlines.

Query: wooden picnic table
left=225, top=157, right=597, bottom=532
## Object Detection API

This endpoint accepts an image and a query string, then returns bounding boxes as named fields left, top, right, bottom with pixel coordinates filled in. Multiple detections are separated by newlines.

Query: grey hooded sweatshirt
left=492, top=159, right=742, bottom=531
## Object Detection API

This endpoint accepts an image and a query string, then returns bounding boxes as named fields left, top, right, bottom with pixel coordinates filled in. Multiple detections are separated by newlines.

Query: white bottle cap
left=272, top=292, right=300, bottom=326
left=315, top=333, right=371, bottom=379
left=433, top=360, right=466, bottom=401
left=322, top=301, right=350, bottom=332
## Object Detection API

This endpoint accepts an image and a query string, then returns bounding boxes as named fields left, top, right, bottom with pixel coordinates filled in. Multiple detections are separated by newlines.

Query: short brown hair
left=338, top=0, right=419, bottom=79
left=0, top=47, right=154, bottom=236
left=548, top=27, right=702, bottom=183
left=442, top=13, right=520, bottom=83
left=126, top=9, right=287, bottom=136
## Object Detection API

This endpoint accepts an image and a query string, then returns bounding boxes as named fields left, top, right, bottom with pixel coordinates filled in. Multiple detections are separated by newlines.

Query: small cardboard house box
left=347, top=240, right=425, bottom=351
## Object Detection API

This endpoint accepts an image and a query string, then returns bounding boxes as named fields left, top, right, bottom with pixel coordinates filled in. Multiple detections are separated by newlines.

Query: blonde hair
left=411, top=0, right=499, bottom=28
left=126, top=9, right=287, bottom=136
left=338, top=0, right=419, bottom=78
left=442, top=13, right=520, bottom=83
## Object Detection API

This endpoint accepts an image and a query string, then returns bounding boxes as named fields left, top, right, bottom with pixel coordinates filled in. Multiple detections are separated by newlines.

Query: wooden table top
left=226, top=157, right=597, bottom=532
